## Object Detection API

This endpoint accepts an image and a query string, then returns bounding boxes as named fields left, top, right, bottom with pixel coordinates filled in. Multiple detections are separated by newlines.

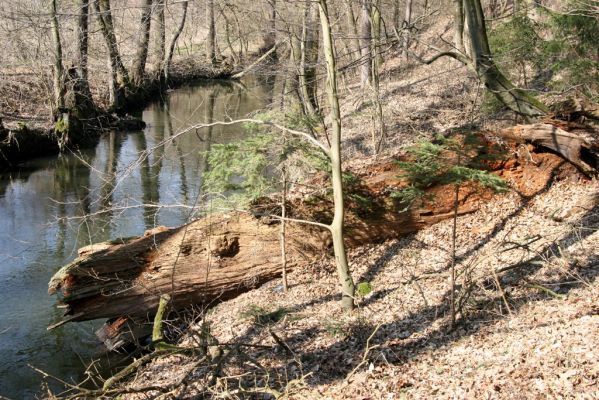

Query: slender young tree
left=318, top=0, right=355, bottom=311
left=50, top=0, right=65, bottom=115
left=360, top=0, right=372, bottom=86
left=162, top=1, right=189, bottom=81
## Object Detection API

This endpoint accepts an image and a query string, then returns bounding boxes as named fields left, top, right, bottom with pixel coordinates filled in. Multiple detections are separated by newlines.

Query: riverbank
left=0, top=75, right=280, bottom=399
left=0, top=56, right=241, bottom=170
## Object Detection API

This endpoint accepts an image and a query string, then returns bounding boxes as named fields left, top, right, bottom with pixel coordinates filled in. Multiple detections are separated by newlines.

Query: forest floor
left=106, top=38, right=599, bottom=399
left=116, top=168, right=599, bottom=399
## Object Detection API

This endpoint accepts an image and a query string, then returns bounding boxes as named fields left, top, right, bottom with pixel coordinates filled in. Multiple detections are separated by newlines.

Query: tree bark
left=360, top=0, right=372, bottom=87
left=154, top=0, right=166, bottom=80
left=260, top=0, right=277, bottom=58
left=131, top=0, right=154, bottom=85
left=162, top=1, right=189, bottom=81
left=206, top=0, right=217, bottom=65
left=346, top=0, right=361, bottom=63
left=76, top=0, right=92, bottom=100
left=402, top=0, right=414, bottom=62
left=299, top=0, right=319, bottom=115
left=319, top=0, right=355, bottom=310
left=462, top=0, right=548, bottom=117
left=50, top=0, right=65, bottom=116
left=498, top=123, right=599, bottom=175
left=453, top=0, right=465, bottom=51
left=95, top=0, right=129, bottom=82
left=93, top=0, right=129, bottom=108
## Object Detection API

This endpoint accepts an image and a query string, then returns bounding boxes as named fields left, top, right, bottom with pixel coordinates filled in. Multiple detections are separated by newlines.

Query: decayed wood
left=48, top=202, right=478, bottom=322
left=47, top=128, right=597, bottom=347
left=47, top=164, right=490, bottom=324
left=498, top=123, right=599, bottom=175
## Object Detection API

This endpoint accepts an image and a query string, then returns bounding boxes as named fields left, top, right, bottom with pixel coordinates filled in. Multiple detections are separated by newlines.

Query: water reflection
left=0, top=75, right=275, bottom=399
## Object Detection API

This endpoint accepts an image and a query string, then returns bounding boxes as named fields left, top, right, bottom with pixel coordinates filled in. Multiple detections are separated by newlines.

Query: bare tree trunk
left=346, top=0, right=361, bottom=63
left=372, top=1, right=383, bottom=67
left=260, top=0, right=277, bottom=58
left=131, top=0, right=153, bottom=85
left=299, top=0, right=319, bottom=115
left=163, top=1, right=189, bottom=81
left=207, top=0, right=217, bottom=65
left=93, top=0, right=129, bottom=108
left=96, top=0, right=129, bottom=82
left=318, top=0, right=355, bottom=310
left=221, top=5, right=239, bottom=64
left=76, top=0, right=92, bottom=99
left=392, top=0, right=400, bottom=31
left=50, top=0, right=64, bottom=115
left=453, top=0, right=465, bottom=51
left=155, top=0, right=166, bottom=80
left=402, top=0, right=413, bottom=62
left=370, top=6, right=386, bottom=155
left=463, top=0, right=548, bottom=117
left=280, top=166, right=288, bottom=292
left=360, top=0, right=372, bottom=87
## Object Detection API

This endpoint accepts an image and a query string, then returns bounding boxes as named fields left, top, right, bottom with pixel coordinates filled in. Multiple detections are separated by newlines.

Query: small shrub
left=239, top=304, right=291, bottom=326
left=393, top=133, right=508, bottom=209
left=356, top=281, right=373, bottom=297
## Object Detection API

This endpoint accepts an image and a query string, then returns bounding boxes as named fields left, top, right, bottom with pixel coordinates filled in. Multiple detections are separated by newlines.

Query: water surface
left=0, top=75, right=277, bottom=399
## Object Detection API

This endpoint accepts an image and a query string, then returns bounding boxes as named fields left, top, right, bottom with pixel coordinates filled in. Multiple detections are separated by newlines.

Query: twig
left=268, top=327, right=295, bottom=357
left=492, top=267, right=513, bottom=316
left=346, top=323, right=382, bottom=381
left=525, top=283, right=566, bottom=300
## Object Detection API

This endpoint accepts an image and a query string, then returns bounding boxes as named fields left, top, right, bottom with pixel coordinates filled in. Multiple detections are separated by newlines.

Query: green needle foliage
left=202, top=110, right=329, bottom=209
left=392, top=133, right=508, bottom=209
left=202, top=132, right=276, bottom=207
left=486, top=0, right=599, bottom=107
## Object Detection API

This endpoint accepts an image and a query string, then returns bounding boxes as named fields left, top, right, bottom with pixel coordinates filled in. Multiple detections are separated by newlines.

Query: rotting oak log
left=48, top=127, right=597, bottom=348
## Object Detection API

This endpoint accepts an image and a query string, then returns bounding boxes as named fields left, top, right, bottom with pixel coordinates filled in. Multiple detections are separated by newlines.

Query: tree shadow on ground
left=283, top=201, right=599, bottom=386
left=218, top=192, right=599, bottom=394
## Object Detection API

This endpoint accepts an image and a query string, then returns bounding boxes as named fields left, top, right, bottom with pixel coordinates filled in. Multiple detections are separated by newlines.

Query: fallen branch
left=231, top=40, right=286, bottom=79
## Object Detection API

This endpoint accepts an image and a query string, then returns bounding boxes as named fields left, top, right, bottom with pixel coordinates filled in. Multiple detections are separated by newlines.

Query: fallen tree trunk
left=48, top=126, right=597, bottom=348
left=498, top=123, right=599, bottom=176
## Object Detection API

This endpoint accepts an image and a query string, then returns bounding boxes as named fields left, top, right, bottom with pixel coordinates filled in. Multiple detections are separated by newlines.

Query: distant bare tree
left=131, top=0, right=153, bottom=85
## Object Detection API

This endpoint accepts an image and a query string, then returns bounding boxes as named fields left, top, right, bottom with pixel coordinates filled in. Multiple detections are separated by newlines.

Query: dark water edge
left=0, top=74, right=279, bottom=399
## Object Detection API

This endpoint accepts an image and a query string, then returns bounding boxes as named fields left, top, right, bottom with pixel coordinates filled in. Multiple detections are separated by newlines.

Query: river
left=0, top=75, right=278, bottom=399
